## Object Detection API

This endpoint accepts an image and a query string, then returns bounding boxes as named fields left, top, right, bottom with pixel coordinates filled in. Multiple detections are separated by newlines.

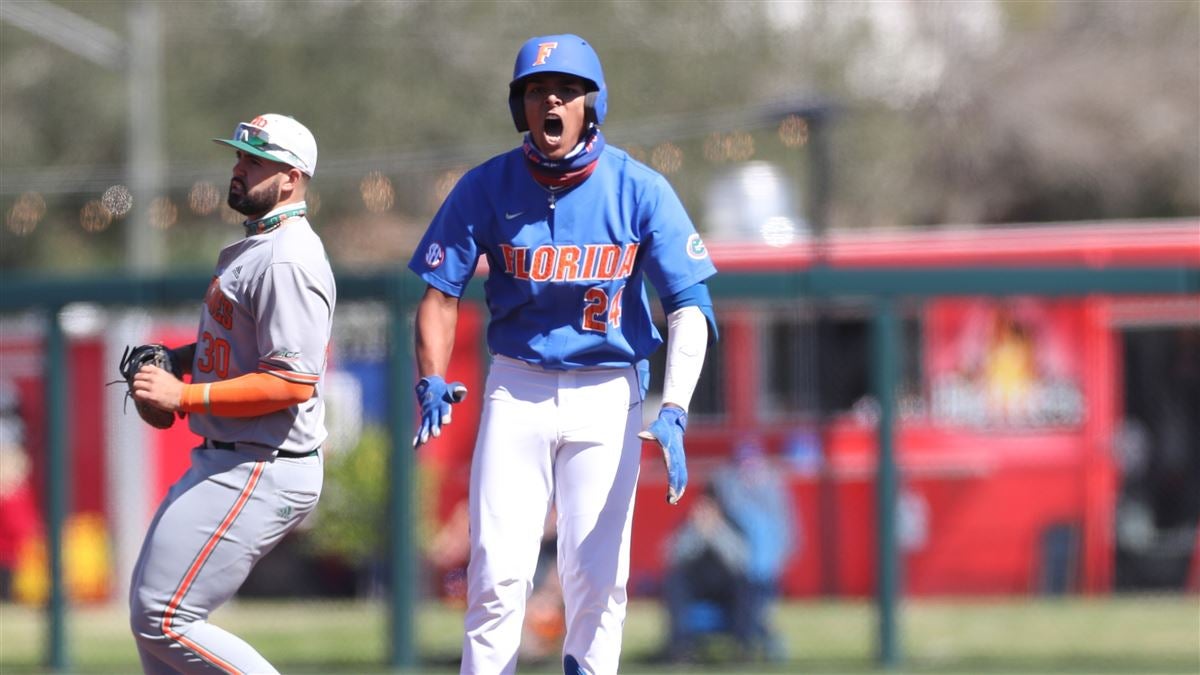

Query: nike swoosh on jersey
left=505, top=211, right=524, bottom=220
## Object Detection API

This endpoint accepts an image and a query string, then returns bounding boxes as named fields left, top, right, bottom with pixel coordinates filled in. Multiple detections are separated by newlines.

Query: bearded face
left=227, top=174, right=282, bottom=216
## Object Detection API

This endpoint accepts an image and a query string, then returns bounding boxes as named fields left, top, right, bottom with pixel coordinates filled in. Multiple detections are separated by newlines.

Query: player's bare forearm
left=415, top=285, right=460, bottom=377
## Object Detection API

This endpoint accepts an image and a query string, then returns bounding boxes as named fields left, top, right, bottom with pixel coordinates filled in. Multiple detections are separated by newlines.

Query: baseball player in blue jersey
left=126, top=114, right=336, bottom=674
left=409, top=35, right=718, bottom=675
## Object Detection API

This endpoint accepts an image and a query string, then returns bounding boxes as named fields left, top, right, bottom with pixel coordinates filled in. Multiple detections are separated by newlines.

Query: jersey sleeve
left=254, top=262, right=333, bottom=384
left=408, top=173, right=484, bottom=298
left=640, top=175, right=717, bottom=297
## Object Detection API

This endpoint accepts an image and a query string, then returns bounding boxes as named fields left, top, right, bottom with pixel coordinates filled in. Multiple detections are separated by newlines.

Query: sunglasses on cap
left=231, top=122, right=304, bottom=165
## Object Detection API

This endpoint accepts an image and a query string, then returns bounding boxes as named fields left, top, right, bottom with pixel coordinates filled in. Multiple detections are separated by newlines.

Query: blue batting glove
left=413, top=375, right=468, bottom=449
left=638, top=406, right=688, bottom=505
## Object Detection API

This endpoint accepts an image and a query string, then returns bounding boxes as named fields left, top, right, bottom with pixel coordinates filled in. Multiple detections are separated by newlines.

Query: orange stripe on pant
left=159, top=461, right=266, bottom=674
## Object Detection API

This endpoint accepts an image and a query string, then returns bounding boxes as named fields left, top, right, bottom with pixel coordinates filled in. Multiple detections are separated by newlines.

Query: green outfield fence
left=2, top=263, right=1198, bottom=672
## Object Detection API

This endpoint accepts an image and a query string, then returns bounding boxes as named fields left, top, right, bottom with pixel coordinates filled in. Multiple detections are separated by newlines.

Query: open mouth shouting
left=542, top=114, right=564, bottom=144
left=532, top=109, right=576, bottom=158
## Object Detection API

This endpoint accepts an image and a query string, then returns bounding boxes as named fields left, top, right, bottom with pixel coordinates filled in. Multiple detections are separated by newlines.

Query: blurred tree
left=304, top=425, right=388, bottom=594
left=1, top=1, right=1196, bottom=273
left=828, top=0, right=1199, bottom=227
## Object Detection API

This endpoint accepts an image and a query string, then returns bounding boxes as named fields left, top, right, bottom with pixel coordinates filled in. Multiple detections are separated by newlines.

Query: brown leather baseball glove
left=118, top=344, right=183, bottom=430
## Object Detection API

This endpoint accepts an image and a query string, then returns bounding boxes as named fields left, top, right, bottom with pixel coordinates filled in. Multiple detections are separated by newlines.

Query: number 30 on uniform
left=197, top=331, right=231, bottom=378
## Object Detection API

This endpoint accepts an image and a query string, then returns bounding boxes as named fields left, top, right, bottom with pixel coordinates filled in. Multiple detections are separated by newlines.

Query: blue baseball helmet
left=508, top=34, right=607, bottom=132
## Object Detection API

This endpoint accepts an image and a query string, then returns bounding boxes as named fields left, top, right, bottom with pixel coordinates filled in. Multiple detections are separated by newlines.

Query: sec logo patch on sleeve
left=424, top=242, right=445, bottom=269
left=686, top=233, right=709, bottom=260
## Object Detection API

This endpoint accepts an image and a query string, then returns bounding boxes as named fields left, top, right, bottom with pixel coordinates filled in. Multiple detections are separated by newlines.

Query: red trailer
left=627, top=219, right=1200, bottom=597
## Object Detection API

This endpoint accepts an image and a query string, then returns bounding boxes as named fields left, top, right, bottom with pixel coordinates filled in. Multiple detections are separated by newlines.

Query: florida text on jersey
left=409, top=144, right=716, bottom=370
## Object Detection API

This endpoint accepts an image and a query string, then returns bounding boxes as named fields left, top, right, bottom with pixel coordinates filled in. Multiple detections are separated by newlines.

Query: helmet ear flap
left=509, top=86, right=529, bottom=133
left=584, top=90, right=599, bottom=127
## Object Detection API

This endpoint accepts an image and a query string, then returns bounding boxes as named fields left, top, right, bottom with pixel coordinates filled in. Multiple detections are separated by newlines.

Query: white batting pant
left=461, top=355, right=642, bottom=675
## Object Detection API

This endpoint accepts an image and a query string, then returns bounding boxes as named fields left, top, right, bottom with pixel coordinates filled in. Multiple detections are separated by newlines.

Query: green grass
left=1, top=595, right=1197, bottom=674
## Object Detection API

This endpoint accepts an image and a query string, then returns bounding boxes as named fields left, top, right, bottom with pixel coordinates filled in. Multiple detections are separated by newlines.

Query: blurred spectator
left=427, top=499, right=472, bottom=606
left=710, top=438, right=798, bottom=661
left=519, top=511, right=565, bottom=664
left=660, top=437, right=798, bottom=663
left=0, top=444, right=38, bottom=600
left=0, top=380, right=39, bottom=601
left=661, top=486, right=750, bottom=663
left=426, top=499, right=566, bottom=663
left=1189, top=528, right=1200, bottom=593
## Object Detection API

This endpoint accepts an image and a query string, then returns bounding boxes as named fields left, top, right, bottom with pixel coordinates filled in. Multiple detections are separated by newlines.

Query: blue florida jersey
left=409, top=144, right=717, bottom=369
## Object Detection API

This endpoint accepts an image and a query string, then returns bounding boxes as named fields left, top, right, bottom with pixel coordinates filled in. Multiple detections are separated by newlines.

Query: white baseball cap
left=213, top=113, right=317, bottom=176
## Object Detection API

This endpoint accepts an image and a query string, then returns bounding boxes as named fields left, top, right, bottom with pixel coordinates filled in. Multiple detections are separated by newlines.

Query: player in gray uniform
left=127, top=113, right=336, bottom=674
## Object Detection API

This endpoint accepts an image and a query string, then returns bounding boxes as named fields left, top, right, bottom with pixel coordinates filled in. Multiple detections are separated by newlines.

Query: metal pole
left=126, top=0, right=165, bottom=271
left=44, top=305, right=69, bottom=671
left=0, top=1, right=124, bottom=70
left=806, top=112, right=831, bottom=243
left=872, top=296, right=901, bottom=669
left=387, top=274, right=416, bottom=669
left=805, top=110, right=840, bottom=596
left=105, top=314, right=155, bottom=608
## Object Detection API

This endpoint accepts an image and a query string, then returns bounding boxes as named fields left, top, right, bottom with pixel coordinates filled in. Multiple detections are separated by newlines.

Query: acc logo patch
left=424, top=242, right=445, bottom=269
left=686, top=233, right=709, bottom=260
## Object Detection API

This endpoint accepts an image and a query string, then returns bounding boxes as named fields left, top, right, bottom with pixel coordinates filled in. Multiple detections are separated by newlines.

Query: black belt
left=206, top=439, right=318, bottom=458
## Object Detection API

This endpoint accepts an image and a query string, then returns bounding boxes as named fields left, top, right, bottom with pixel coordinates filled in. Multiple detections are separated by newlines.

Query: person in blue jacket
left=710, top=438, right=797, bottom=661
left=660, top=438, right=796, bottom=663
